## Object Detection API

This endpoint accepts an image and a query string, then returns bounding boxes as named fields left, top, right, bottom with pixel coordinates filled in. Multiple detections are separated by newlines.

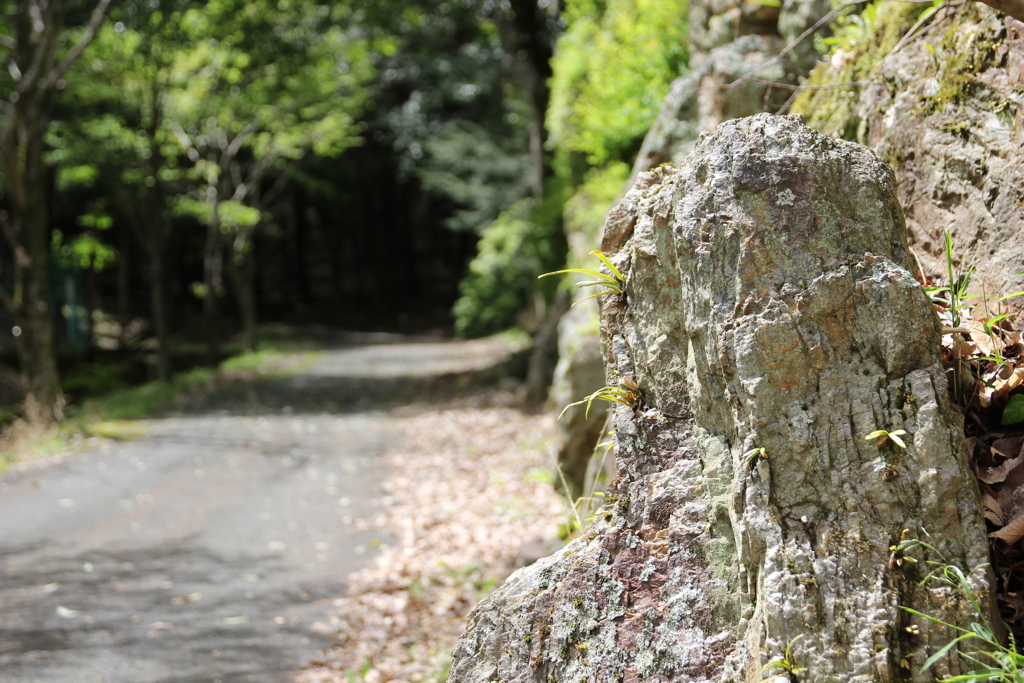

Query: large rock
left=859, top=10, right=1024, bottom=306
left=450, top=114, right=991, bottom=683
left=554, top=0, right=833, bottom=500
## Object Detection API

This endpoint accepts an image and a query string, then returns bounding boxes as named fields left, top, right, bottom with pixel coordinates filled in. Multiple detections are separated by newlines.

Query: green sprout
left=539, top=250, right=625, bottom=307
left=924, top=230, right=979, bottom=330
left=894, top=536, right=1019, bottom=683
left=744, top=447, right=768, bottom=464
left=865, top=428, right=907, bottom=449
left=559, top=377, right=640, bottom=420
left=760, top=634, right=805, bottom=682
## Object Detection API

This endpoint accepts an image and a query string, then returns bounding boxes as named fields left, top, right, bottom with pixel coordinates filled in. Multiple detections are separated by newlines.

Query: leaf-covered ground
left=926, top=271, right=1024, bottom=635
left=296, top=391, right=567, bottom=683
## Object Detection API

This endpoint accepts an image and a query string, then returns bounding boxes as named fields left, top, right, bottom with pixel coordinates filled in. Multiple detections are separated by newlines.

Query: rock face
left=552, top=0, right=832, bottom=494
left=794, top=6, right=1024, bottom=307
left=450, top=115, right=991, bottom=683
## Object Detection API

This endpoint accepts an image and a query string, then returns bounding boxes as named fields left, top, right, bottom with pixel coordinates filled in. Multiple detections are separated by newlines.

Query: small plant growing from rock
left=559, top=377, right=640, bottom=420
left=760, top=634, right=805, bottom=682
left=865, top=428, right=908, bottom=449
left=744, top=447, right=768, bottom=464
left=538, top=250, right=625, bottom=306
left=894, top=537, right=1019, bottom=682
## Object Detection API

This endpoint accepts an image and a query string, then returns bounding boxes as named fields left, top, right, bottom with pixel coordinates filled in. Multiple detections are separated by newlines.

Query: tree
left=0, top=0, right=112, bottom=423
left=164, top=0, right=376, bottom=351
left=54, top=3, right=197, bottom=381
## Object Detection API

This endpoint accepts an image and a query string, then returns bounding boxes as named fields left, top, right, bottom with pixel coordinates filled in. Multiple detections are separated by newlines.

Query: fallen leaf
left=977, top=453, right=1024, bottom=484
left=991, top=514, right=1024, bottom=543
left=993, top=436, right=1024, bottom=461
left=998, top=592, right=1024, bottom=621
left=983, top=493, right=1005, bottom=525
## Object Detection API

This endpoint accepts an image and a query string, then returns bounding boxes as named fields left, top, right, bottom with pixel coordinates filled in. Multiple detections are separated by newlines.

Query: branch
left=43, top=0, right=114, bottom=90
left=169, top=121, right=200, bottom=161
left=224, top=123, right=258, bottom=165
left=257, top=161, right=298, bottom=212
left=892, top=1, right=966, bottom=54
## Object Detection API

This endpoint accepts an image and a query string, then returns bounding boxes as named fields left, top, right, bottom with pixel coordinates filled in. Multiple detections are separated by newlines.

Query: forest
left=2, top=0, right=684, bottom=430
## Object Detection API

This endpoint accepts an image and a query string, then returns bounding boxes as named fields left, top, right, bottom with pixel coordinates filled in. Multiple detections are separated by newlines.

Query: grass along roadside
left=0, top=334, right=322, bottom=471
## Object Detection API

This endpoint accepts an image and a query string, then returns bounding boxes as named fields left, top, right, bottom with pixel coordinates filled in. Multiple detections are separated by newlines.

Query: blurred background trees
left=0, top=0, right=693, bottom=424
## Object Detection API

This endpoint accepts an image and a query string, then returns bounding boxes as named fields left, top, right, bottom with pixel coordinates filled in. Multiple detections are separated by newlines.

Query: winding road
left=0, top=334, right=523, bottom=683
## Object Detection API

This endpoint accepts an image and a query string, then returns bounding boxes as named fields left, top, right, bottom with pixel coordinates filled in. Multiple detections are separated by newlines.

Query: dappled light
left=1, top=1, right=1023, bottom=682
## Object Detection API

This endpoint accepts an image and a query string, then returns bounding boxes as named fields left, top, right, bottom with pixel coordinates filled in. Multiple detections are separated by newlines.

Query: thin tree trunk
left=223, top=245, right=259, bottom=353
left=203, top=188, right=223, bottom=365
left=117, top=215, right=130, bottom=344
left=11, top=110, right=63, bottom=424
left=150, top=252, right=170, bottom=381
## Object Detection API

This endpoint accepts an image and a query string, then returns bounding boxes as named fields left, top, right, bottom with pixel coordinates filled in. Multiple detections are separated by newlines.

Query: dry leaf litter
left=297, top=392, right=568, bottom=683
left=924, top=269, right=1024, bottom=637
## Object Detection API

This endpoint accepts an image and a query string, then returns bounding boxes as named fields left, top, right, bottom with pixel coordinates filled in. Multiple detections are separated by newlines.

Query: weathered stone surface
left=450, top=114, right=991, bottom=683
left=793, top=6, right=1024, bottom=307
left=633, top=35, right=789, bottom=178
left=858, top=11, right=1024, bottom=307
left=556, top=0, right=831, bottom=500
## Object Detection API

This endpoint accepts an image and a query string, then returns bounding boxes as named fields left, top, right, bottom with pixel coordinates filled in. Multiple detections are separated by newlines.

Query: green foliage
left=452, top=171, right=568, bottom=338
left=452, top=201, right=546, bottom=338
left=547, top=0, right=689, bottom=171
left=51, top=230, right=118, bottom=272
left=744, top=447, right=768, bottom=464
left=539, top=250, right=625, bottom=306
left=925, top=230, right=979, bottom=329
left=894, top=537, right=1020, bottom=682
left=1003, top=395, right=1024, bottom=427
left=559, top=377, right=640, bottom=420
left=865, top=428, right=908, bottom=449
left=793, top=1, right=924, bottom=139
left=416, top=120, right=532, bottom=233
left=760, top=634, right=805, bottom=682
left=563, top=162, right=631, bottom=241
left=61, top=361, right=139, bottom=398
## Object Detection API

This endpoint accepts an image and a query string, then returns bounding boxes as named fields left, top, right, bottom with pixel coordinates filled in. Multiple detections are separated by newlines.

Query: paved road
left=0, top=335, right=522, bottom=683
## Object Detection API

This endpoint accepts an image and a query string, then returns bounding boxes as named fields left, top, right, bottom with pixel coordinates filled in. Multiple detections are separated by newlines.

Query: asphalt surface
left=0, top=335, right=523, bottom=683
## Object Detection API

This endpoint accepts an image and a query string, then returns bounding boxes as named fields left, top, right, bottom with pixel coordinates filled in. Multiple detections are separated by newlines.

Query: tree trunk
left=9, top=109, right=64, bottom=424
left=150, top=251, right=170, bottom=381
left=224, top=246, right=259, bottom=353
left=203, top=188, right=223, bottom=365
left=0, top=0, right=112, bottom=424
left=449, top=115, right=993, bottom=683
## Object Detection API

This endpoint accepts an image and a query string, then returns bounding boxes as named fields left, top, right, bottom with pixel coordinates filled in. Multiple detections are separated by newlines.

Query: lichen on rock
left=449, top=114, right=991, bottom=683
left=793, top=3, right=1024, bottom=305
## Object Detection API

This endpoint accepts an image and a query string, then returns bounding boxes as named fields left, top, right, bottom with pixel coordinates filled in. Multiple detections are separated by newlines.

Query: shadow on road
left=178, top=334, right=530, bottom=416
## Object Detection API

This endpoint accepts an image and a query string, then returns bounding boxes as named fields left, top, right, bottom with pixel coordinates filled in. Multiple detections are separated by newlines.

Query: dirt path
left=0, top=335, right=527, bottom=683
